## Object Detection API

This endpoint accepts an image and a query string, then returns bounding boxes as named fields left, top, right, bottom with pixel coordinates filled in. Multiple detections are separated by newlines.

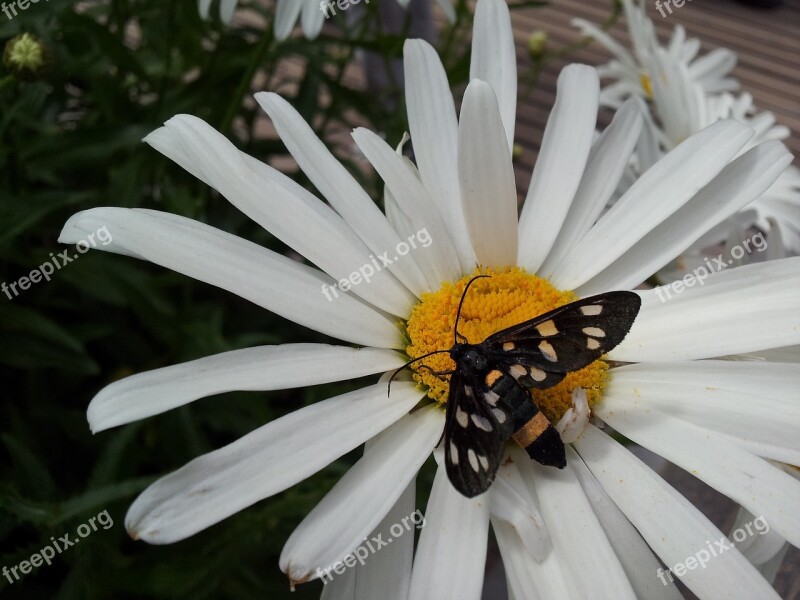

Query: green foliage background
left=0, top=0, right=587, bottom=597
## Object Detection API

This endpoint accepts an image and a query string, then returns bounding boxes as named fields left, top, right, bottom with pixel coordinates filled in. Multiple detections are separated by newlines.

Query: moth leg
left=416, top=364, right=456, bottom=378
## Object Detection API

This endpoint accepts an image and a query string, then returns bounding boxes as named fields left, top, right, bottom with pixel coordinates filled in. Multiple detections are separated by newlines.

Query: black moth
left=392, top=275, right=642, bottom=498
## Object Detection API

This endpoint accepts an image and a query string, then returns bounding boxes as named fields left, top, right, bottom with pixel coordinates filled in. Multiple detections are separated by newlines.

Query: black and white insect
left=391, top=275, right=641, bottom=498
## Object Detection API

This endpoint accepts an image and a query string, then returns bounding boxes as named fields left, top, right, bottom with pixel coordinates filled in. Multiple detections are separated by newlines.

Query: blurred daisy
left=62, top=0, right=800, bottom=598
left=198, top=0, right=238, bottom=24
left=275, top=0, right=455, bottom=41
left=573, top=0, right=738, bottom=109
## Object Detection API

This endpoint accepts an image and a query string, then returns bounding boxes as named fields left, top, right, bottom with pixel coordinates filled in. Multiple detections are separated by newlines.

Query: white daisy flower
left=275, top=0, right=456, bottom=41
left=198, top=0, right=239, bottom=24
left=573, top=0, right=738, bottom=109
left=61, top=0, right=800, bottom=598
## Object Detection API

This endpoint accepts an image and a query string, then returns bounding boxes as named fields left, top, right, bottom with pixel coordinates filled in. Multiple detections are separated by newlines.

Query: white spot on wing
left=484, top=391, right=500, bottom=406
left=583, top=326, right=605, bottom=337
left=449, top=442, right=459, bottom=464
left=539, top=341, right=558, bottom=362
left=510, top=364, right=527, bottom=379
left=468, top=448, right=480, bottom=472
left=530, top=367, right=547, bottom=382
left=456, top=406, right=469, bottom=428
left=492, top=408, right=507, bottom=423
left=535, top=320, right=558, bottom=337
left=503, top=342, right=515, bottom=351
left=581, top=304, right=603, bottom=316
left=587, top=338, right=601, bottom=350
left=479, top=454, right=489, bottom=470
left=471, top=414, right=493, bottom=431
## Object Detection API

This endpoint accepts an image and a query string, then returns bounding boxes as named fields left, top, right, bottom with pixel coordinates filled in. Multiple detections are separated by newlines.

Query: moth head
left=450, top=344, right=488, bottom=372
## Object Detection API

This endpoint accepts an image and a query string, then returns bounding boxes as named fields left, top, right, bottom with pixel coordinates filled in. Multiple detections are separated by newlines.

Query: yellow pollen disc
left=640, top=73, right=654, bottom=99
left=404, top=267, right=608, bottom=423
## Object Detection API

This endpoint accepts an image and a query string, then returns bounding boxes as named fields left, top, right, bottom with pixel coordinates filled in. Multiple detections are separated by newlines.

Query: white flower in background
left=61, top=1, right=800, bottom=599
left=573, top=0, right=738, bottom=108
left=198, top=0, right=239, bottom=24
left=275, top=0, right=456, bottom=41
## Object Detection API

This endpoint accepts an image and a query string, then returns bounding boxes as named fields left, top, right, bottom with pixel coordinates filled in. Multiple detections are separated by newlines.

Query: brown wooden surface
left=511, top=0, right=800, bottom=192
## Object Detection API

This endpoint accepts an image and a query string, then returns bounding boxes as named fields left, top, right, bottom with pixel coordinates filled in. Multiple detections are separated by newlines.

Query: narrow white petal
left=255, top=93, right=429, bottom=295
left=578, top=141, right=793, bottom=295
left=470, top=0, right=516, bottom=149
left=59, top=209, right=403, bottom=349
left=219, top=0, right=237, bottom=23
left=595, top=396, right=800, bottom=548
left=408, top=460, right=489, bottom=600
left=351, top=128, right=462, bottom=286
left=610, top=257, right=800, bottom=362
left=404, top=40, right=476, bottom=272
left=491, top=460, right=551, bottom=561
left=512, top=446, right=637, bottom=599
left=458, top=80, right=518, bottom=267
left=198, top=0, right=213, bottom=19
left=274, top=0, right=302, bottom=40
left=88, top=345, right=405, bottom=433
left=606, top=361, right=800, bottom=465
left=125, top=381, right=424, bottom=544
left=575, top=424, right=781, bottom=600
left=518, top=65, right=599, bottom=272
left=569, top=448, right=684, bottom=600
left=551, top=120, right=755, bottom=290
left=301, top=0, right=325, bottom=39
left=494, top=520, right=572, bottom=600
left=281, top=406, right=441, bottom=582
left=351, top=480, right=417, bottom=600
left=145, top=116, right=417, bottom=315
left=540, top=97, right=643, bottom=278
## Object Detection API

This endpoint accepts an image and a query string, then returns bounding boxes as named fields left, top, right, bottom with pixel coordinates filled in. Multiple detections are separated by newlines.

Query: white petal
left=539, top=97, right=643, bottom=278
left=351, top=480, right=417, bottom=600
left=219, top=0, right=237, bottom=23
left=351, top=128, right=462, bottom=286
left=125, top=381, right=424, bottom=544
left=518, top=65, right=599, bottom=272
left=470, top=0, right=516, bottom=149
left=491, top=459, right=551, bottom=561
left=281, top=405, right=441, bottom=582
left=255, top=92, right=429, bottom=296
left=569, top=448, right=684, bottom=600
left=610, top=257, right=800, bottom=362
left=404, top=40, right=475, bottom=272
left=198, top=0, right=213, bottom=19
left=301, top=0, right=325, bottom=39
left=512, top=446, right=637, bottom=599
left=274, top=0, right=302, bottom=40
left=606, top=361, right=800, bottom=465
left=88, top=344, right=405, bottom=433
left=595, top=395, right=800, bottom=548
left=550, top=120, right=755, bottom=290
left=494, top=519, right=572, bottom=600
left=145, top=116, right=417, bottom=314
left=555, top=388, right=590, bottom=444
left=578, top=141, right=793, bottom=295
left=59, top=208, right=402, bottom=349
left=575, top=424, right=781, bottom=600
left=458, top=80, right=518, bottom=267
left=408, top=460, right=489, bottom=600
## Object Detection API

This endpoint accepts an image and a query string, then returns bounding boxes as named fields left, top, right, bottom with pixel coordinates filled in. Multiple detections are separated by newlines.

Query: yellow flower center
left=640, top=73, right=654, bottom=99
left=405, top=267, right=608, bottom=423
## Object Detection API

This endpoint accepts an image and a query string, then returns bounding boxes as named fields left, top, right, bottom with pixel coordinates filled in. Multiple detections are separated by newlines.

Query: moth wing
left=481, top=291, right=641, bottom=389
left=443, top=370, right=515, bottom=498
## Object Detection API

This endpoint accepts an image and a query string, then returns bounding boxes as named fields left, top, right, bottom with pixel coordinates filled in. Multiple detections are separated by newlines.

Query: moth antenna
left=453, top=275, right=491, bottom=345
left=387, top=349, right=451, bottom=397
